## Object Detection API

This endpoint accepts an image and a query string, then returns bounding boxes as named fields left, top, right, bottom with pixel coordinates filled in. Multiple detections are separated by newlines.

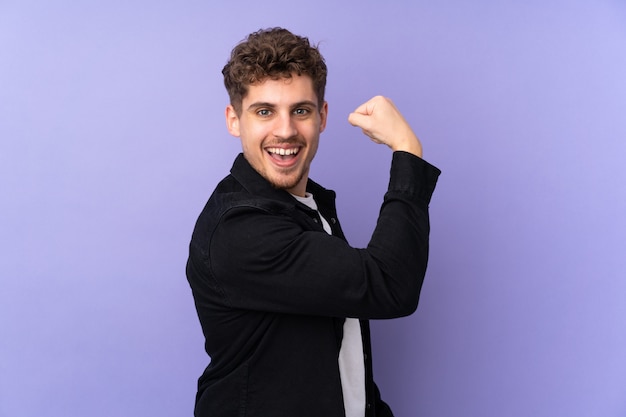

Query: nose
left=272, top=112, right=298, bottom=139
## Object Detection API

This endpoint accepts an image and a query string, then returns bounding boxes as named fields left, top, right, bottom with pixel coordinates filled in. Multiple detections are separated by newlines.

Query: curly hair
left=222, top=28, right=327, bottom=114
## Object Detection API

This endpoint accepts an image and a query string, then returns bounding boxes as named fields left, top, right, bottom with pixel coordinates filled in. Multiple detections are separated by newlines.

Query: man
left=186, top=27, right=440, bottom=417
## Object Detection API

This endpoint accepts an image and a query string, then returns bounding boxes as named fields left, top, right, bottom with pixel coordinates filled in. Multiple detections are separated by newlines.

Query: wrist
left=392, top=137, right=423, bottom=158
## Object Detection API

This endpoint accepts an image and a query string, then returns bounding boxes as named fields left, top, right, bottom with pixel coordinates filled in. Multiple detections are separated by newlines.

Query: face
left=226, top=75, right=327, bottom=197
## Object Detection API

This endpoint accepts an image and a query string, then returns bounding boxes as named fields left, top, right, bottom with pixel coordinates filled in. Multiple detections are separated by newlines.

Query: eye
left=257, top=109, right=272, bottom=117
left=293, top=108, right=310, bottom=116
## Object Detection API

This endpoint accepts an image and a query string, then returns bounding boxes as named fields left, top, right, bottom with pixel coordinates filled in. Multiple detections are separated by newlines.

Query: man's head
left=223, top=28, right=328, bottom=197
left=222, top=28, right=327, bottom=115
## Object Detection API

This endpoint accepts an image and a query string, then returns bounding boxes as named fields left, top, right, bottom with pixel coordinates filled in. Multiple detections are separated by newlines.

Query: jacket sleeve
left=208, top=152, right=440, bottom=319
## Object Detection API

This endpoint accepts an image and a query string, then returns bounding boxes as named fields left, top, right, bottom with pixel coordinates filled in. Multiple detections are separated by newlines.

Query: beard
left=263, top=164, right=308, bottom=192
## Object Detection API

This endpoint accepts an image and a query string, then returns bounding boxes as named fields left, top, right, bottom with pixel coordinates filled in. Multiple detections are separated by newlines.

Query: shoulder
left=190, top=174, right=298, bottom=251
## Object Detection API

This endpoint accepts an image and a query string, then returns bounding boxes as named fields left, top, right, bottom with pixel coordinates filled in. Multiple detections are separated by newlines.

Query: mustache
left=266, top=137, right=305, bottom=146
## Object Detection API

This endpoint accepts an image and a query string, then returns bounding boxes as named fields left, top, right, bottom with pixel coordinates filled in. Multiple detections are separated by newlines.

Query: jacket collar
left=229, top=153, right=336, bottom=207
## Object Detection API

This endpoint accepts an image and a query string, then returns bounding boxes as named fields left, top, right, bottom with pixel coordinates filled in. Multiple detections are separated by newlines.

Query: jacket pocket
left=195, top=362, right=249, bottom=417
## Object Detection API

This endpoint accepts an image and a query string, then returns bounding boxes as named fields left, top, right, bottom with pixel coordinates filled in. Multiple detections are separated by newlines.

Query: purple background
left=1, top=1, right=625, bottom=416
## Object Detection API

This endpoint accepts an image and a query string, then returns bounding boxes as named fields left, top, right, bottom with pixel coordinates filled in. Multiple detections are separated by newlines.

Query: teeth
left=268, top=147, right=299, bottom=156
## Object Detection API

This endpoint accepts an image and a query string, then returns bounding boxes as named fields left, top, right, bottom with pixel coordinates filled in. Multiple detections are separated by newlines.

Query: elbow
left=382, top=284, right=421, bottom=318
left=389, top=269, right=426, bottom=317
left=396, top=292, right=420, bottom=317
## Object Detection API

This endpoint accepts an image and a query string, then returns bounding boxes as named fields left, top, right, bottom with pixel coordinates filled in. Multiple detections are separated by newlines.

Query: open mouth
left=266, top=147, right=300, bottom=164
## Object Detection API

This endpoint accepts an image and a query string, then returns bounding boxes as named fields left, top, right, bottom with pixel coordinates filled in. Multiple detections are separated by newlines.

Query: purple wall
left=1, top=1, right=625, bottom=416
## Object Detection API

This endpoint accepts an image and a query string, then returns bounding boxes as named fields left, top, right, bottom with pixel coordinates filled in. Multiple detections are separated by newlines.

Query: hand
left=348, top=96, right=423, bottom=158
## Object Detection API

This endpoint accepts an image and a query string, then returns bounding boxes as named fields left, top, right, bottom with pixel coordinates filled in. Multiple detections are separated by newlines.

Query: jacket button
left=366, top=403, right=371, bottom=409
left=331, top=218, right=337, bottom=224
left=313, top=218, right=318, bottom=223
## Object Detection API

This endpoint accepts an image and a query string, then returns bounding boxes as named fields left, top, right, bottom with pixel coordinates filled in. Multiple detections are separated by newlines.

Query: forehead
left=243, top=75, right=318, bottom=107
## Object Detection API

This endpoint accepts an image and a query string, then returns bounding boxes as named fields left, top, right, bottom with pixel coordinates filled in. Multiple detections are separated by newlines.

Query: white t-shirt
left=292, top=192, right=366, bottom=417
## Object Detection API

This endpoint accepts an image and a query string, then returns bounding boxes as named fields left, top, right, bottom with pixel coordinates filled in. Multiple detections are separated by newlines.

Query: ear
left=225, top=105, right=240, bottom=137
left=319, top=101, right=328, bottom=133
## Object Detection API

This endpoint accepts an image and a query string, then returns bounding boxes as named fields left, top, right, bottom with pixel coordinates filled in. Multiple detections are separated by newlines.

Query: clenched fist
left=348, top=96, right=423, bottom=158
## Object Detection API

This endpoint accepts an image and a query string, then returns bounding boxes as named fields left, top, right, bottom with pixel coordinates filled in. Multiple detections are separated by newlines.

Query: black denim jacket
left=186, top=152, right=440, bottom=416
